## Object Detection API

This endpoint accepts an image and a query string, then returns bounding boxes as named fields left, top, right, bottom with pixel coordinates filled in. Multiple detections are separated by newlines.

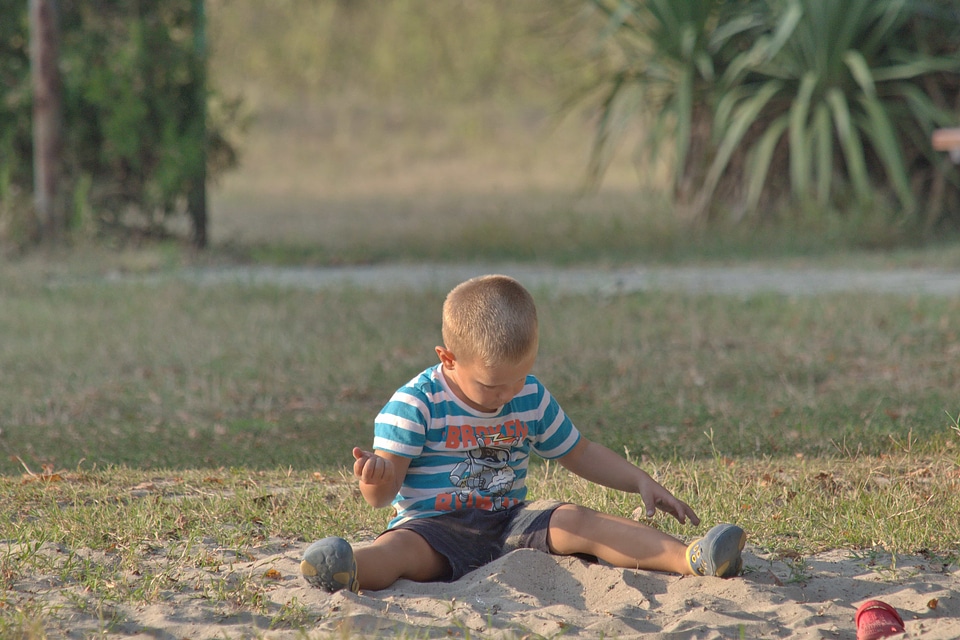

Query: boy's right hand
left=352, top=447, right=412, bottom=508
left=353, top=447, right=395, bottom=486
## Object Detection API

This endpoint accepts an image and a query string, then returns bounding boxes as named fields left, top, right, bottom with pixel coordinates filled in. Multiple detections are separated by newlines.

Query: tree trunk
left=29, top=0, right=65, bottom=242
left=189, top=0, right=208, bottom=248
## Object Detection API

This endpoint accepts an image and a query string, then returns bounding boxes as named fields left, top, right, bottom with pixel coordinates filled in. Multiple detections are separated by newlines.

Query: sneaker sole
left=301, top=537, right=359, bottom=593
left=689, top=524, right=746, bottom=578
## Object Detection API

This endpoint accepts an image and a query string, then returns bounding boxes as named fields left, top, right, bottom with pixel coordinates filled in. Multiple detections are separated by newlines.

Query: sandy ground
left=15, top=536, right=959, bottom=639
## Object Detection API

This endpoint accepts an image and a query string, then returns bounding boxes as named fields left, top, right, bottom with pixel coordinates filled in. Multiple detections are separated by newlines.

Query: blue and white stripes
left=373, top=364, right=580, bottom=528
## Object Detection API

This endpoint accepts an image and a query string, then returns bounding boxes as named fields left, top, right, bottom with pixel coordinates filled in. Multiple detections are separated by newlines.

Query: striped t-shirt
left=373, top=364, right=581, bottom=528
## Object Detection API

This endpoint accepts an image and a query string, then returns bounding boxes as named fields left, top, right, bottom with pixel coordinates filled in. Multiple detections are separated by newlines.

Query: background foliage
left=0, top=0, right=241, bottom=243
left=582, top=0, right=960, bottom=232
left=3, top=1, right=960, bottom=248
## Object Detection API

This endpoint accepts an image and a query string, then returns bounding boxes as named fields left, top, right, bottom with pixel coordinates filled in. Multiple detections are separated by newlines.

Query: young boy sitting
left=301, top=274, right=745, bottom=593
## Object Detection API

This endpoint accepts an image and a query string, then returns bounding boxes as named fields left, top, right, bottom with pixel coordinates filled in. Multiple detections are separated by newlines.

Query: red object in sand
left=856, top=600, right=905, bottom=640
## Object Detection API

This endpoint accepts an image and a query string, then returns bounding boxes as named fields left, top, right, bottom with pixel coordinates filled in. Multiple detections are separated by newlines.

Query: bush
left=582, top=0, right=960, bottom=232
left=0, top=0, right=242, bottom=246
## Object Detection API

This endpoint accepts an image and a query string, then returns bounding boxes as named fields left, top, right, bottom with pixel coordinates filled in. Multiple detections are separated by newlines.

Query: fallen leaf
left=20, top=472, right=62, bottom=484
left=263, top=568, right=282, bottom=580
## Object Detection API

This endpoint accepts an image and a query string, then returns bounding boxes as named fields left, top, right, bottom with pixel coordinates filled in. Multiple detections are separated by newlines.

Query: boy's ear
left=435, top=346, right=456, bottom=368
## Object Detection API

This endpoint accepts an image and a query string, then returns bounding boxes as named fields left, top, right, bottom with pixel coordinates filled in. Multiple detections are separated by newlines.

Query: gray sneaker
left=685, top=523, right=746, bottom=578
left=300, top=536, right=359, bottom=593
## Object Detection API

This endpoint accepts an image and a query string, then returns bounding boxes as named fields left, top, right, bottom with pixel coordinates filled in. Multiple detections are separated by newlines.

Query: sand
left=16, top=536, right=958, bottom=639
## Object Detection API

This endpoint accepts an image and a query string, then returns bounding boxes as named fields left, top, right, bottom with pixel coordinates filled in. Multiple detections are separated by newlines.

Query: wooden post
left=188, top=0, right=209, bottom=248
left=29, top=0, right=64, bottom=241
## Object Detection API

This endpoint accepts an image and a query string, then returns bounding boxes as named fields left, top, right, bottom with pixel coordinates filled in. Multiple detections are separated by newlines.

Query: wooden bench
left=932, top=127, right=960, bottom=163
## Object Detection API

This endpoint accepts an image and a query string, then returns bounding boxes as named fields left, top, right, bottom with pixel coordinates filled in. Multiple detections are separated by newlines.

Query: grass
left=3, top=276, right=960, bottom=473
left=209, top=99, right=960, bottom=269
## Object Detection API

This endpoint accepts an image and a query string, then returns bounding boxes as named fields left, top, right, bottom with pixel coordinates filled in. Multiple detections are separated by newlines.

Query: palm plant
left=583, top=0, right=960, bottom=228
left=582, top=0, right=754, bottom=208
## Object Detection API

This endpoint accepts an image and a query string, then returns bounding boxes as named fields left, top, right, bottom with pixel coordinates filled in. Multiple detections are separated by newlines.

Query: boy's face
left=436, top=346, right=536, bottom=413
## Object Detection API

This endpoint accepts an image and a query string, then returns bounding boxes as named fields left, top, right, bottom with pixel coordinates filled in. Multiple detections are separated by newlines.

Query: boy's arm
left=352, top=447, right=411, bottom=509
left=557, top=438, right=701, bottom=526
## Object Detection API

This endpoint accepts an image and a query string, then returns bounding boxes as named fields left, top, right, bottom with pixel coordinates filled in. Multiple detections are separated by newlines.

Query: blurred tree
left=0, top=0, right=241, bottom=248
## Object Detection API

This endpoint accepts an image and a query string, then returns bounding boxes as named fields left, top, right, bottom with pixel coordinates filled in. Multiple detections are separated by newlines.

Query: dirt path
left=135, top=263, right=960, bottom=297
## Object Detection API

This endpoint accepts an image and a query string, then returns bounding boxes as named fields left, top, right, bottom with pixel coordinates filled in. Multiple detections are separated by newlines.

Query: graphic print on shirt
left=446, top=432, right=520, bottom=511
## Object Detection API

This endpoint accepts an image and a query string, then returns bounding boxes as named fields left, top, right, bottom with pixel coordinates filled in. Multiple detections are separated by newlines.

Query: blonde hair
left=442, top=275, right=538, bottom=367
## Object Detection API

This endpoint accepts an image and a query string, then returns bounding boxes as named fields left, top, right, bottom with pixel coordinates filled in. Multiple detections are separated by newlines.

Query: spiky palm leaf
left=584, top=0, right=748, bottom=194
left=584, top=0, right=960, bottom=225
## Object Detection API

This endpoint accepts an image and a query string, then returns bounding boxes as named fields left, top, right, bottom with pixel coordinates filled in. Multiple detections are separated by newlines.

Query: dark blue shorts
left=384, top=499, right=566, bottom=582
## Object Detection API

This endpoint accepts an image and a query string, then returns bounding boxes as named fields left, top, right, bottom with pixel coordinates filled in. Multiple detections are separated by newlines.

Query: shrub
left=583, top=0, right=960, bottom=231
left=0, top=0, right=242, bottom=245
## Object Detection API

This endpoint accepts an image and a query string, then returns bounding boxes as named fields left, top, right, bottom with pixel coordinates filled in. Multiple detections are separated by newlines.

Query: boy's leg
left=546, top=504, right=689, bottom=574
left=354, top=529, right=449, bottom=591
left=545, top=504, right=744, bottom=577
left=301, top=529, right=449, bottom=593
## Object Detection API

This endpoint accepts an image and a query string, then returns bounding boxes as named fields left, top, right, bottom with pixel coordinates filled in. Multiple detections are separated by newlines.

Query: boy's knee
left=546, top=503, right=595, bottom=550
left=550, top=503, right=587, bottom=522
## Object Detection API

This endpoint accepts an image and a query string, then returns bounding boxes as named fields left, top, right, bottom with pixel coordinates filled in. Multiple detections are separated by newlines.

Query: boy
left=301, top=274, right=745, bottom=593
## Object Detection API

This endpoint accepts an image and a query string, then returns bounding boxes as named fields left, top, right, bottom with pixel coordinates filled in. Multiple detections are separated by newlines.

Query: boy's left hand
left=558, top=438, right=701, bottom=526
left=636, top=471, right=700, bottom=526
